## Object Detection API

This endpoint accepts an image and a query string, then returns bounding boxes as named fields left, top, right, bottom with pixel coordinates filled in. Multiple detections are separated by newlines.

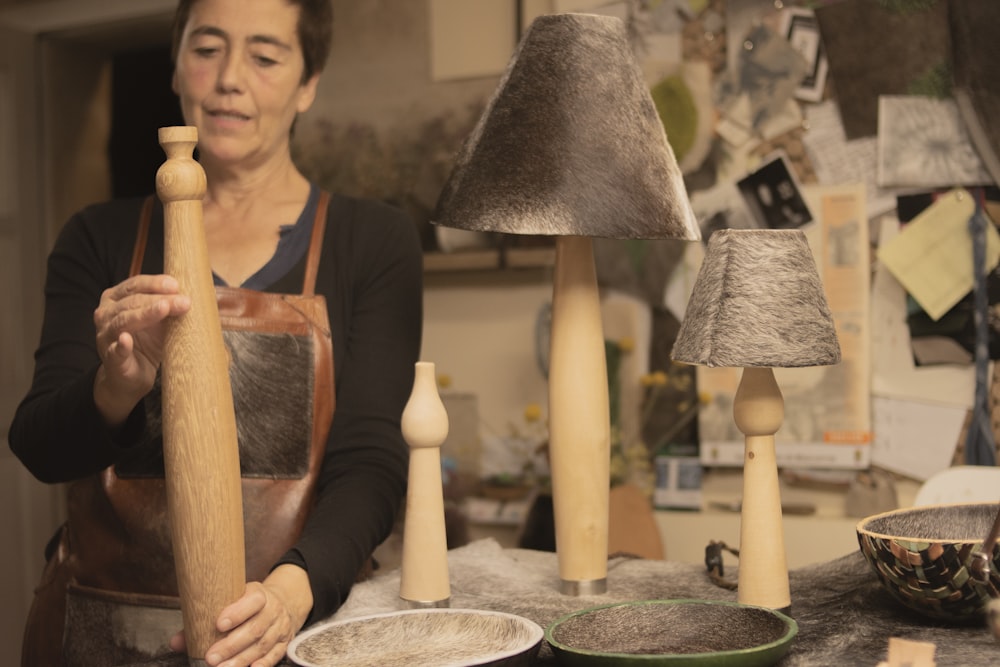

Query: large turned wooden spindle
left=548, top=236, right=610, bottom=595
left=157, top=126, right=246, bottom=664
left=399, top=361, right=451, bottom=608
left=733, top=366, right=790, bottom=612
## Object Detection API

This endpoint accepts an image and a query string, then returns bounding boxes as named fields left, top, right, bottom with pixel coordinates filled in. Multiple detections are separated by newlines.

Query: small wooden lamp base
left=733, top=366, right=790, bottom=612
left=399, top=361, right=451, bottom=608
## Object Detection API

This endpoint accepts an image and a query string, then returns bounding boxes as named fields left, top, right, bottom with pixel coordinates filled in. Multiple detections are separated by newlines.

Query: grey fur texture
left=225, top=329, right=313, bottom=477
left=289, top=609, right=542, bottom=667
left=672, top=229, right=841, bottom=368
left=548, top=600, right=793, bottom=656
left=114, top=539, right=998, bottom=666
left=124, top=329, right=313, bottom=479
left=432, top=13, right=700, bottom=241
left=951, top=0, right=1000, bottom=186
left=329, top=538, right=998, bottom=667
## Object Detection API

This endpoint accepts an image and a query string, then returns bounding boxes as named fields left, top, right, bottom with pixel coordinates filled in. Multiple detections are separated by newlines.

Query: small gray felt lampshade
left=672, top=229, right=841, bottom=368
left=432, top=12, right=700, bottom=241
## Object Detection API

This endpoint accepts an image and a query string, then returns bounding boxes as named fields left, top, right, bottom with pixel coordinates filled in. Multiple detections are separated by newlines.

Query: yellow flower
left=437, top=373, right=452, bottom=389
left=640, top=371, right=668, bottom=387
left=609, top=454, right=628, bottom=482
left=524, top=403, right=543, bottom=423
left=617, top=337, right=635, bottom=353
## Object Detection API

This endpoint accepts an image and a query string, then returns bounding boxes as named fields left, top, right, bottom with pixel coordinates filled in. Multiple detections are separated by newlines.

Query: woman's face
left=172, top=0, right=319, bottom=170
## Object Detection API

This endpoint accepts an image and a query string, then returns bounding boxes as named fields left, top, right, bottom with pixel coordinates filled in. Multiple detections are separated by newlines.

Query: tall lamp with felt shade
left=432, top=12, right=700, bottom=595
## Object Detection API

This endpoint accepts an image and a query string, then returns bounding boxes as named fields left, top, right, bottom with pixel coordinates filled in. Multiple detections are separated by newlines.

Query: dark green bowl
left=545, top=599, right=797, bottom=667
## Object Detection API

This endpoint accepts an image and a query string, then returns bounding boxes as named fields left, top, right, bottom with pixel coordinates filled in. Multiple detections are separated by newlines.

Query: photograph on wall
left=736, top=152, right=814, bottom=230
left=779, top=6, right=828, bottom=103
left=689, top=180, right=759, bottom=243
left=716, top=22, right=808, bottom=141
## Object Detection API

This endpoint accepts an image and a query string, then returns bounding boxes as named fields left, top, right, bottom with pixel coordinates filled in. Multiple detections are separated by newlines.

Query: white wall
left=422, top=275, right=552, bottom=439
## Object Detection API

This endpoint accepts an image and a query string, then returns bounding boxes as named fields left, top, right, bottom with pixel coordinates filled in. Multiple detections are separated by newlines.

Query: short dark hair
left=171, top=0, right=333, bottom=83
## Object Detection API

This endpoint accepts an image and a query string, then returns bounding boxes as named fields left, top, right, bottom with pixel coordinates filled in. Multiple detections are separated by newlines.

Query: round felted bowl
left=545, top=599, right=797, bottom=666
left=287, top=608, right=544, bottom=667
left=856, top=502, right=1000, bottom=621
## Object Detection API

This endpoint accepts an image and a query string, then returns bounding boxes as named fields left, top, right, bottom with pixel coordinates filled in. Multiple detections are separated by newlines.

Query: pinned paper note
left=871, top=396, right=966, bottom=481
left=877, top=96, right=991, bottom=188
left=870, top=216, right=974, bottom=408
left=876, top=188, right=1000, bottom=321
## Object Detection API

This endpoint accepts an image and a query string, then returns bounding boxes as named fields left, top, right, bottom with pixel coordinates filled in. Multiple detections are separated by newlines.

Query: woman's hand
left=92, top=274, right=190, bottom=426
left=171, top=564, right=314, bottom=667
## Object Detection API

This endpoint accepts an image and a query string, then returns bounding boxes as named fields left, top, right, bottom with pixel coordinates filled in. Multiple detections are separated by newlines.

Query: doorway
left=0, top=5, right=176, bottom=664
left=110, top=44, right=185, bottom=198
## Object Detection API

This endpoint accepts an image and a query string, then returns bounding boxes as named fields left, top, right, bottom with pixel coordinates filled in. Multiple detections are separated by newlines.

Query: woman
left=8, top=0, right=422, bottom=665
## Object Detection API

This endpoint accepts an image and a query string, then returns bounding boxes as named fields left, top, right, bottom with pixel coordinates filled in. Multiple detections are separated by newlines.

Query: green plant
left=607, top=337, right=670, bottom=495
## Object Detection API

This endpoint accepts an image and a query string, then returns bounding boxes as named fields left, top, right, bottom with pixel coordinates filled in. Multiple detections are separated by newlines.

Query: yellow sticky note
left=877, top=188, right=1000, bottom=321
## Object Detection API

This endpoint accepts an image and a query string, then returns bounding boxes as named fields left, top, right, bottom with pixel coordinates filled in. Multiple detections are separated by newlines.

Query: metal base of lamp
left=401, top=597, right=451, bottom=609
left=559, top=578, right=607, bottom=596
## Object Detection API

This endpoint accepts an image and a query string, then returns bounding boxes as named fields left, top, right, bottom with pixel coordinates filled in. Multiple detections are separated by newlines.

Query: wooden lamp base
left=548, top=236, right=610, bottom=596
left=733, top=366, right=790, bottom=612
left=399, top=361, right=451, bottom=608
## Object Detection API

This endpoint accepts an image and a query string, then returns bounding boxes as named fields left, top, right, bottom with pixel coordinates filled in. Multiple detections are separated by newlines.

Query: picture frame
left=780, top=7, right=829, bottom=103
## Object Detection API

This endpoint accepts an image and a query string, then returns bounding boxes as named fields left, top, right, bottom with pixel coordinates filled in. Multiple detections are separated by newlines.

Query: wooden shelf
left=423, top=249, right=500, bottom=272
left=423, top=246, right=556, bottom=273
left=504, top=246, right=555, bottom=269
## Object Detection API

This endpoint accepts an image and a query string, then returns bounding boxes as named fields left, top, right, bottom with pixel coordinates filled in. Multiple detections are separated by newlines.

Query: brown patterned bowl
left=857, top=502, right=1000, bottom=621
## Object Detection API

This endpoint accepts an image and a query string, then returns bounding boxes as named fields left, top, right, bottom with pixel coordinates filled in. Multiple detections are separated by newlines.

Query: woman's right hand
left=93, top=274, right=191, bottom=426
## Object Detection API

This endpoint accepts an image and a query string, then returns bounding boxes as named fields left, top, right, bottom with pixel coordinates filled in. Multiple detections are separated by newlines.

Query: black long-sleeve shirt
left=9, top=188, right=423, bottom=624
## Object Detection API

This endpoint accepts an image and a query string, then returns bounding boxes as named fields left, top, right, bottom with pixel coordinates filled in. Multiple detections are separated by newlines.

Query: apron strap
left=130, top=189, right=331, bottom=296
left=302, top=190, right=330, bottom=297
left=129, top=196, right=155, bottom=277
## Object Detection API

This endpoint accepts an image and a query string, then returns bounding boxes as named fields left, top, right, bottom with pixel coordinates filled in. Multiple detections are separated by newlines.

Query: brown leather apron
left=22, top=193, right=336, bottom=667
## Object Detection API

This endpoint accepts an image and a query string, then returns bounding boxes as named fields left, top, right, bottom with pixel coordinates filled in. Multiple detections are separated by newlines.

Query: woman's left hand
left=171, top=564, right=314, bottom=667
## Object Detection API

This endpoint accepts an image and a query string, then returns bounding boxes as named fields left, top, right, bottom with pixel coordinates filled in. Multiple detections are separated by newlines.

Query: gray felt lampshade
left=431, top=12, right=700, bottom=241
left=671, top=229, right=841, bottom=368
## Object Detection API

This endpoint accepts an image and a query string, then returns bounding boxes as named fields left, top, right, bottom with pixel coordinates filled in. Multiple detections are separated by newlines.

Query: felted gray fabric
left=814, top=0, right=951, bottom=140
left=431, top=13, right=700, bottom=241
left=949, top=0, right=1000, bottom=187
left=116, top=538, right=998, bottom=665
left=671, top=229, right=841, bottom=368
left=324, top=538, right=997, bottom=666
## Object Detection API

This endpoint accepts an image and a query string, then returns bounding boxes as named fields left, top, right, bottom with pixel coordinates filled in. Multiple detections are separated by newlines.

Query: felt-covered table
left=122, top=538, right=997, bottom=665
left=325, top=538, right=996, bottom=666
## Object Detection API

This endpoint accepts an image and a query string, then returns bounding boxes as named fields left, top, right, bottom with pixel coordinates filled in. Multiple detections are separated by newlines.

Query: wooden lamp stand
left=732, top=366, right=790, bottom=612
left=399, top=361, right=451, bottom=608
left=548, top=235, right=610, bottom=596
